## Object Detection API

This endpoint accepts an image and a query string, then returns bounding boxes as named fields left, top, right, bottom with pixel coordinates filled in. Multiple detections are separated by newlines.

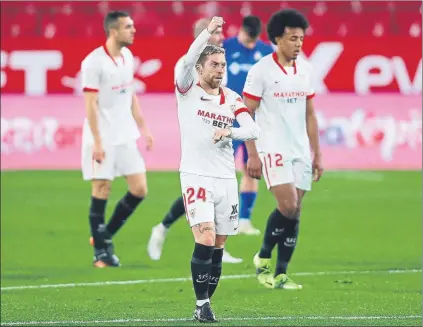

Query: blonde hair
left=196, top=45, right=225, bottom=69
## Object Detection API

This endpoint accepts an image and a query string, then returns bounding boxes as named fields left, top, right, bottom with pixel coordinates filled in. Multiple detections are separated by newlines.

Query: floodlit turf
left=1, top=170, right=422, bottom=326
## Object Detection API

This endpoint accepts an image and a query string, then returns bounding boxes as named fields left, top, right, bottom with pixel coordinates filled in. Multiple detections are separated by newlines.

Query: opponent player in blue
left=224, top=15, right=274, bottom=235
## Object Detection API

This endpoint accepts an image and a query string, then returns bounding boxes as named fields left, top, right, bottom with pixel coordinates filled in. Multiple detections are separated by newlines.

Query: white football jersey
left=243, top=53, right=315, bottom=160
left=176, top=84, right=249, bottom=178
left=81, top=45, right=140, bottom=146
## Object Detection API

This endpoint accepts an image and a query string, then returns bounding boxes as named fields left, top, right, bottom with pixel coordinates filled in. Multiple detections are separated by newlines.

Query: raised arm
left=175, top=16, right=224, bottom=94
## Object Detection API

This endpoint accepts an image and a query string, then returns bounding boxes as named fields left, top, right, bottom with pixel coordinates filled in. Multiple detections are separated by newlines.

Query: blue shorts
left=232, top=120, right=248, bottom=165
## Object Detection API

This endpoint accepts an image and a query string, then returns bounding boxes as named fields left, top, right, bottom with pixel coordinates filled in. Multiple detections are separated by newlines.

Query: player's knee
left=197, top=233, right=215, bottom=247
left=277, top=199, right=298, bottom=219
left=92, top=181, right=111, bottom=199
left=129, top=184, right=148, bottom=198
left=214, top=235, right=227, bottom=248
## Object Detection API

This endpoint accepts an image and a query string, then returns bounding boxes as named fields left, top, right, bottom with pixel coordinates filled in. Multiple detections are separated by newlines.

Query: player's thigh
left=297, top=189, right=307, bottom=205
left=295, top=188, right=307, bottom=220
left=191, top=222, right=216, bottom=246
left=180, top=173, right=215, bottom=228
left=271, top=183, right=298, bottom=218
left=259, top=154, right=298, bottom=216
left=293, top=158, right=312, bottom=192
left=214, top=178, right=239, bottom=236
left=81, top=143, right=116, bottom=182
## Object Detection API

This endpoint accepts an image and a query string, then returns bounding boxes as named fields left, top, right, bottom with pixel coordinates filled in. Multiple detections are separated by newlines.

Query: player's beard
left=120, top=40, right=133, bottom=47
left=205, top=76, right=221, bottom=89
left=118, top=36, right=134, bottom=48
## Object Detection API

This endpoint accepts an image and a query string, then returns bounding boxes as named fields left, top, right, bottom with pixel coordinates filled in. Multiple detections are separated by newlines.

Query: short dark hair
left=104, top=11, right=129, bottom=36
left=242, top=15, right=262, bottom=38
left=267, top=9, right=309, bottom=45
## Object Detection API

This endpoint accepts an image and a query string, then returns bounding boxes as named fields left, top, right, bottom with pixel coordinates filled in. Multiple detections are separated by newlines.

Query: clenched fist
left=207, top=16, right=225, bottom=34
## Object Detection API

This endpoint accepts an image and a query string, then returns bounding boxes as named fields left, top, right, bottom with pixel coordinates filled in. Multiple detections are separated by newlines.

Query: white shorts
left=81, top=141, right=146, bottom=181
left=260, top=153, right=312, bottom=191
left=180, top=173, right=239, bottom=236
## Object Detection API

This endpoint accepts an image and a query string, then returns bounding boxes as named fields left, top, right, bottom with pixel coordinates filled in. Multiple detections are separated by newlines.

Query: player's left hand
left=143, top=130, right=154, bottom=151
left=312, top=153, right=324, bottom=182
left=213, top=128, right=231, bottom=143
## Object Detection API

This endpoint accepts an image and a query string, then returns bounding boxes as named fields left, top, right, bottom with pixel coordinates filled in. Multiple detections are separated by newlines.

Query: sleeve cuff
left=83, top=87, right=99, bottom=92
left=243, top=92, right=261, bottom=101
left=234, top=108, right=250, bottom=117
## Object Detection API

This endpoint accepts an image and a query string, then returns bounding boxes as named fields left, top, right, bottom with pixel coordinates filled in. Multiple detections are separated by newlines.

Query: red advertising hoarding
left=1, top=37, right=421, bottom=95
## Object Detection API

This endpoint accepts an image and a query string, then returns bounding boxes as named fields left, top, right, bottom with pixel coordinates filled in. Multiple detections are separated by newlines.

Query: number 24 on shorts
left=184, top=187, right=207, bottom=205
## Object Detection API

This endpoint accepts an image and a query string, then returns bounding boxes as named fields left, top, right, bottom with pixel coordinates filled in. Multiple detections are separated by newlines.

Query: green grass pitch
left=1, top=170, right=421, bottom=326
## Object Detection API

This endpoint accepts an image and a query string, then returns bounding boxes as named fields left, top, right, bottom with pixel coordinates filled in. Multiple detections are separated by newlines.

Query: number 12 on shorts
left=265, top=153, right=284, bottom=168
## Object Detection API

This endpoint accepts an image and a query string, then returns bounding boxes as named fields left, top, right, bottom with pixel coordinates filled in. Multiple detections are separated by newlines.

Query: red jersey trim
left=272, top=52, right=297, bottom=75
left=243, top=92, right=261, bottom=101
left=83, top=87, right=99, bottom=92
left=103, top=44, right=125, bottom=66
left=219, top=88, right=225, bottom=105
left=234, top=108, right=250, bottom=117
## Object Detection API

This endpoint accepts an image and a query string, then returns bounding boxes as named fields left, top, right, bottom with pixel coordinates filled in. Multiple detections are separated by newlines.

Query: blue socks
left=239, top=192, right=257, bottom=220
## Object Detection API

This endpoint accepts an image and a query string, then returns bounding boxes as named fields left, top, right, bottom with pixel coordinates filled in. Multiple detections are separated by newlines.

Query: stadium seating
left=1, top=1, right=421, bottom=38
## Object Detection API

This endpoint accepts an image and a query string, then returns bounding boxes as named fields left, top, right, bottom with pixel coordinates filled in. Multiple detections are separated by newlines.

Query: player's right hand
left=93, top=142, right=105, bottom=164
left=312, top=153, right=324, bottom=182
left=207, top=16, right=224, bottom=34
left=247, top=156, right=262, bottom=180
